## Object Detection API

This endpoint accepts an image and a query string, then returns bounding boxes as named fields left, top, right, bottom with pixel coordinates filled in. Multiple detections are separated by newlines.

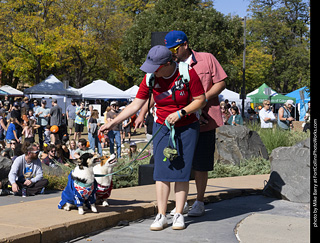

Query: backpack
left=145, top=62, right=191, bottom=113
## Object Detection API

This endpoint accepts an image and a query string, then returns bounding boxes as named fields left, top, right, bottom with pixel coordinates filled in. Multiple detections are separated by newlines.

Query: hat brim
left=140, top=61, right=160, bottom=73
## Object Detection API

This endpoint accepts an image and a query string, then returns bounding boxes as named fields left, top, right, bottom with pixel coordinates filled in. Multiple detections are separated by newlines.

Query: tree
left=247, top=0, right=310, bottom=92
left=119, top=0, right=244, bottom=88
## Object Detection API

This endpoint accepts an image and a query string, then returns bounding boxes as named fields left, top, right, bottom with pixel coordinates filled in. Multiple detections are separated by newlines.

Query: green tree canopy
left=119, top=0, right=244, bottom=87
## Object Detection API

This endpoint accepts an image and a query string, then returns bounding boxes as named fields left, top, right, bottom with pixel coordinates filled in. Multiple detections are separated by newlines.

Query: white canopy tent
left=23, top=74, right=81, bottom=113
left=218, top=88, right=252, bottom=117
left=124, top=85, right=139, bottom=100
left=80, top=80, right=130, bottom=100
left=0, top=85, right=24, bottom=96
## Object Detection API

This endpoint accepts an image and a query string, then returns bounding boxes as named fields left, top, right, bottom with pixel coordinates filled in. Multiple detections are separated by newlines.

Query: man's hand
left=24, top=180, right=32, bottom=186
left=12, top=183, right=19, bottom=192
left=99, top=122, right=113, bottom=134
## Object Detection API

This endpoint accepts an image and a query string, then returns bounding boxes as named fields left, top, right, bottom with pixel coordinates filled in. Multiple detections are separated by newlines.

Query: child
left=44, top=125, right=51, bottom=146
left=22, top=120, right=40, bottom=143
left=5, top=118, right=19, bottom=148
left=129, top=142, right=137, bottom=159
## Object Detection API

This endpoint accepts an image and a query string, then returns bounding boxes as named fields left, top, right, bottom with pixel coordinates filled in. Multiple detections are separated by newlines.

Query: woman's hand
left=166, top=111, right=180, bottom=125
left=98, top=122, right=114, bottom=134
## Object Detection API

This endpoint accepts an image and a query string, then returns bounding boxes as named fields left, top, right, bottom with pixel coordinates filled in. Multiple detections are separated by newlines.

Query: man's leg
left=27, top=179, right=49, bottom=196
left=108, top=131, right=115, bottom=154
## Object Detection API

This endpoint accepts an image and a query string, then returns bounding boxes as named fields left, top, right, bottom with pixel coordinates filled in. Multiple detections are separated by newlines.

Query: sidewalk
left=0, top=175, right=268, bottom=242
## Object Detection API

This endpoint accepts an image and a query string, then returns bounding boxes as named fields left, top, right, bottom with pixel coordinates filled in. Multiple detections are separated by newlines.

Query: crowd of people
left=0, top=95, right=142, bottom=197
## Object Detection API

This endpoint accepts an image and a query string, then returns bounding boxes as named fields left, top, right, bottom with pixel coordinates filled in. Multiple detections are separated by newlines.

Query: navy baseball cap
left=140, top=45, right=172, bottom=73
left=164, top=30, right=188, bottom=49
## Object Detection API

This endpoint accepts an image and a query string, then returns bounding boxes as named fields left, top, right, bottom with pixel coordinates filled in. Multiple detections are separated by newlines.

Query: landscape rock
left=215, top=125, right=269, bottom=165
left=263, top=138, right=310, bottom=203
left=42, top=163, right=68, bottom=177
left=0, top=156, right=12, bottom=188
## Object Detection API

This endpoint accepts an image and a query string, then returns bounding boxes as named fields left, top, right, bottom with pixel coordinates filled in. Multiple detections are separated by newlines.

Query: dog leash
left=94, top=120, right=166, bottom=178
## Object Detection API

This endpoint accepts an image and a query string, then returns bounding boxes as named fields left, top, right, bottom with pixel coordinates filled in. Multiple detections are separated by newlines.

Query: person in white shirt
left=259, top=100, right=276, bottom=128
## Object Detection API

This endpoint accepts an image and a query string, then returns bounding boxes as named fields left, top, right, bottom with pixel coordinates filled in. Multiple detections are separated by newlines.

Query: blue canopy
left=285, top=87, right=310, bottom=121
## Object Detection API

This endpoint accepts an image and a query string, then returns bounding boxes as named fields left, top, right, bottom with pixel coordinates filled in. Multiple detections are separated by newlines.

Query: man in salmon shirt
left=165, top=30, right=227, bottom=217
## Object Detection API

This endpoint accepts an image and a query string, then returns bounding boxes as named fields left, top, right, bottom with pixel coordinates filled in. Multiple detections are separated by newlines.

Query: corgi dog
left=93, top=153, right=117, bottom=207
left=58, top=153, right=100, bottom=215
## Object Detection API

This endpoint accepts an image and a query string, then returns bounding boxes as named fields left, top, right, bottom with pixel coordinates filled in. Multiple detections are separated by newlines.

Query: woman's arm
left=166, top=93, right=206, bottom=125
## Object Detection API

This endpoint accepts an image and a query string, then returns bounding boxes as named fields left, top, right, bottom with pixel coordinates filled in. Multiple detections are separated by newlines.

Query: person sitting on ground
left=129, top=141, right=138, bottom=159
left=68, top=139, right=77, bottom=160
left=227, top=106, right=243, bottom=126
left=73, top=138, right=94, bottom=159
left=41, top=144, right=63, bottom=168
left=1, top=139, right=18, bottom=159
left=8, top=143, right=48, bottom=197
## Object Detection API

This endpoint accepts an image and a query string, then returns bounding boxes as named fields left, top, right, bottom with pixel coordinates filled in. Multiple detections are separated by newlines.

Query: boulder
left=263, top=138, right=310, bottom=203
left=0, top=156, right=12, bottom=188
left=215, top=125, right=269, bottom=165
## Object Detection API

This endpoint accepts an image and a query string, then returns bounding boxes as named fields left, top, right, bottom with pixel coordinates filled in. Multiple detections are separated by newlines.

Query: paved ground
left=71, top=195, right=310, bottom=243
left=0, top=174, right=311, bottom=243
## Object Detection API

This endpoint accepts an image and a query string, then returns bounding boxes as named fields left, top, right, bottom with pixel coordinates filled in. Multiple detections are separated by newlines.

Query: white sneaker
left=172, top=213, right=185, bottom=230
left=170, top=202, right=189, bottom=216
left=188, top=200, right=205, bottom=217
left=150, top=214, right=168, bottom=231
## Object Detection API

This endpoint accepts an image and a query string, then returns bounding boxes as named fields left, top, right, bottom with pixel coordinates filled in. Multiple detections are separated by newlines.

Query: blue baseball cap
left=164, top=30, right=188, bottom=49
left=140, top=45, right=172, bottom=73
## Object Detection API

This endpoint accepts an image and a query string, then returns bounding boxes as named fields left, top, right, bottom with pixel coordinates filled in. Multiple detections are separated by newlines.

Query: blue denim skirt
left=152, top=121, right=200, bottom=182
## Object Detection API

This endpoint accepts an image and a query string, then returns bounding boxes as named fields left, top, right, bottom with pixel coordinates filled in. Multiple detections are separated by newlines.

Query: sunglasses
left=10, top=142, right=16, bottom=145
left=30, top=150, right=40, bottom=154
left=169, top=44, right=183, bottom=54
left=50, top=150, right=56, bottom=153
left=265, top=103, right=271, bottom=106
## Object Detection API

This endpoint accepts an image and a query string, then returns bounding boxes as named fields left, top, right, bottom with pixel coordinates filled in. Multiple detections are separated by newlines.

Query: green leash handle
left=165, top=119, right=176, bottom=149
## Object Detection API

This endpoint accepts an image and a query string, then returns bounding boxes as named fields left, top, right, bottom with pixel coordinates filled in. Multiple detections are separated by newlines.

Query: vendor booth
left=23, top=74, right=81, bottom=113
left=285, top=87, right=310, bottom=121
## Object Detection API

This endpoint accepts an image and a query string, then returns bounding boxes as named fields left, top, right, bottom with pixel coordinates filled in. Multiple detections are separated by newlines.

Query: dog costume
left=96, top=181, right=113, bottom=200
left=58, top=172, right=97, bottom=209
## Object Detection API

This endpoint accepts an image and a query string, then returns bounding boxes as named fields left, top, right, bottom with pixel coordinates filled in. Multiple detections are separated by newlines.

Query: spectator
left=74, top=101, right=86, bottom=141
left=49, top=99, right=62, bottom=143
left=66, top=99, right=77, bottom=136
left=68, top=139, right=77, bottom=160
left=10, top=102, right=23, bottom=140
left=3, top=95, right=12, bottom=112
left=129, top=141, right=138, bottom=158
left=32, top=100, right=40, bottom=114
left=259, top=100, right=276, bottom=129
left=0, top=111, right=7, bottom=148
left=20, top=97, right=31, bottom=122
left=73, top=138, right=94, bottom=159
left=122, top=111, right=132, bottom=144
left=277, top=100, right=295, bottom=130
left=220, top=102, right=230, bottom=125
left=35, top=100, right=50, bottom=150
left=103, top=106, right=111, bottom=124
left=99, top=45, right=206, bottom=231
left=227, top=106, right=243, bottom=126
left=44, top=125, right=51, bottom=146
left=41, top=144, right=63, bottom=167
left=107, top=101, right=122, bottom=158
left=88, top=109, right=102, bottom=156
left=22, top=120, right=40, bottom=143
left=5, top=118, right=19, bottom=147
left=1, top=139, right=18, bottom=159
left=8, top=143, right=48, bottom=197
left=303, top=101, right=311, bottom=132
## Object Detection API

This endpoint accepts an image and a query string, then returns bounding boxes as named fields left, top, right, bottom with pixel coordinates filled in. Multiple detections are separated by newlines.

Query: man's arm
left=205, top=80, right=226, bottom=101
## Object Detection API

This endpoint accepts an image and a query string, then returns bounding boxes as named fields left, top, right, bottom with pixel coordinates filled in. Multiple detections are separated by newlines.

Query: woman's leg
left=174, top=181, right=189, bottom=214
left=156, top=181, right=170, bottom=215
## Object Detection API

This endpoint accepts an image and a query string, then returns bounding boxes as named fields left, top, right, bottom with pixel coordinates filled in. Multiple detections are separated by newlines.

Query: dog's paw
left=78, top=207, right=85, bottom=215
left=91, top=204, right=98, bottom=213
left=102, top=200, right=109, bottom=207
left=63, top=203, right=71, bottom=211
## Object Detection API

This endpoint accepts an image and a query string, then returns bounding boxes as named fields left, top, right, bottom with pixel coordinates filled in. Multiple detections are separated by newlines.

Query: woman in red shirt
left=99, top=45, right=205, bottom=231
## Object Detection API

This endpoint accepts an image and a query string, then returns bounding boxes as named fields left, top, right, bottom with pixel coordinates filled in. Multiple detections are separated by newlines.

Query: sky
left=213, top=0, right=251, bottom=17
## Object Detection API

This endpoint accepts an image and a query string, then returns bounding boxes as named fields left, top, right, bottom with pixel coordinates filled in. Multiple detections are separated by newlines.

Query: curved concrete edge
left=1, top=188, right=262, bottom=243
left=235, top=213, right=310, bottom=243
